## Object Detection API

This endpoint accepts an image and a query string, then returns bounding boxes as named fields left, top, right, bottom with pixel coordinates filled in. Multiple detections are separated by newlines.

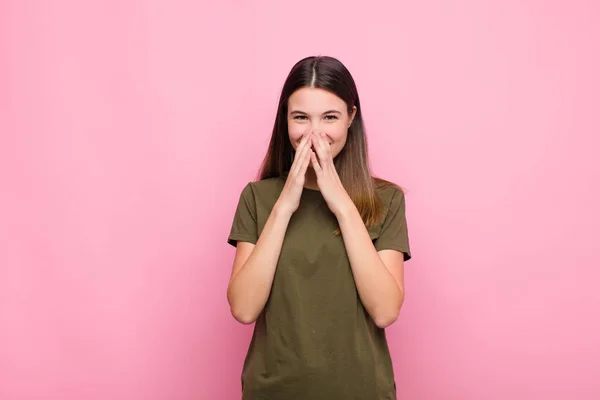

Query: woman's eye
left=325, top=115, right=338, bottom=121
left=294, top=115, right=308, bottom=120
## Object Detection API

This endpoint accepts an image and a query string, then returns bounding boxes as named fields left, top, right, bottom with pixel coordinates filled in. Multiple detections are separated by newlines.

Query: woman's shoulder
left=373, top=177, right=405, bottom=199
left=247, top=176, right=284, bottom=192
left=239, top=176, right=285, bottom=203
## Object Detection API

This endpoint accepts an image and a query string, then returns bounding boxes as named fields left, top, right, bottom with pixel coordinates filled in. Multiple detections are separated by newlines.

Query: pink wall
left=1, top=1, right=599, bottom=399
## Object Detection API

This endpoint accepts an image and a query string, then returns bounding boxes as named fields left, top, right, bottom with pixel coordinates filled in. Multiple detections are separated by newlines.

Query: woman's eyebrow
left=289, top=110, right=342, bottom=115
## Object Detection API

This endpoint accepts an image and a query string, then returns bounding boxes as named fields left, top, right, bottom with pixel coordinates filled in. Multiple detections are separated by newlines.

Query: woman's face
left=287, top=87, right=356, bottom=160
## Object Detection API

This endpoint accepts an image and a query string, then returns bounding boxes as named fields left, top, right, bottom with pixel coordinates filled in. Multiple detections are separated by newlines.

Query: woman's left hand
left=310, top=132, right=355, bottom=217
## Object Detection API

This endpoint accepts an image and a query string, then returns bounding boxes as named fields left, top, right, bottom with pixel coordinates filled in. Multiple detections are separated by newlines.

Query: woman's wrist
left=272, top=201, right=295, bottom=221
left=333, top=197, right=358, bottom=220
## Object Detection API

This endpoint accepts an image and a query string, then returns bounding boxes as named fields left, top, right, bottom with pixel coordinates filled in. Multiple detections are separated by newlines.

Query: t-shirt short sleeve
left=227, top=183, right=258, bottom=247
left=374, top=188, right=412, bottom=261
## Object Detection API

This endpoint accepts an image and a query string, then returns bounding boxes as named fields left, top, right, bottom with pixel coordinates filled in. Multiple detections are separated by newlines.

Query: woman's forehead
left=288, top=87, right=346, bottom=112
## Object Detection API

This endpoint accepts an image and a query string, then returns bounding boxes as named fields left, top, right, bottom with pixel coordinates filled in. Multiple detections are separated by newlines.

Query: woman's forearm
left=336, top=204, right=403, bottom=328
left=227, top=204, right=292, bottom=324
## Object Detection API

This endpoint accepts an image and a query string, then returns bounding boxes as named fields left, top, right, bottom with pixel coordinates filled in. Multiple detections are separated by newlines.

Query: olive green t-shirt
left=227, top=176, right=411, bottom=400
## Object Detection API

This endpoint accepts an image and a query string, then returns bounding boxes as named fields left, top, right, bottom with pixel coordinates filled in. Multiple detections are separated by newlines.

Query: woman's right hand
left=228, top=131, right=312, bottom=324
left=274, top=131, right=313, bottom=216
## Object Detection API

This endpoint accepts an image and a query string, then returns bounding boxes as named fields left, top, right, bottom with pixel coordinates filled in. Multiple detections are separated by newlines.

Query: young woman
left=226, top=55, right=411, bottom=400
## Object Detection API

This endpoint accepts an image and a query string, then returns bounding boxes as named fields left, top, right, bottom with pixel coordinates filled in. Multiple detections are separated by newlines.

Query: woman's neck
left=303, top=167, right=319, bottom=190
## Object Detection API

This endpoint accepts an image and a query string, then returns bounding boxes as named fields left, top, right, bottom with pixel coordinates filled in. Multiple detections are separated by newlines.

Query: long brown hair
left=258, top=55, right=394, bottom=228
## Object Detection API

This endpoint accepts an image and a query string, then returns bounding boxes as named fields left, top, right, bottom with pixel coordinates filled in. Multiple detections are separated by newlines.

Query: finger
left=319, top=132, right=333, bottom=160
left=292, top=132, right=311, bottom=167
left=310, top=133, right=322, bottom=157
left=310, top=150, right=322, bottom=175
left=292, top=134, right=312, bottom=175
left=299, top=145, right=312, bottom=176
left=312, top=133, right=329, bottom=167
left=297, top=132, right=312, bottom=155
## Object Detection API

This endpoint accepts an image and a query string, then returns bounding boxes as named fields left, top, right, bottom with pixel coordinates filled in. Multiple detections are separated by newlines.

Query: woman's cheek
left=288, top=122, right=305, bottom=148
left=330, top=126, right=348, bottom=142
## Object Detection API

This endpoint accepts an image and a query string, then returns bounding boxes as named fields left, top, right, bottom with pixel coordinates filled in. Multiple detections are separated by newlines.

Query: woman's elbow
left=230, top=306, right=258, bottom=325
left=373, top=294, right=404, bottom=328
left=227, top=286, right=261, bottom=324
left=373, top=312, right=399, bottom=329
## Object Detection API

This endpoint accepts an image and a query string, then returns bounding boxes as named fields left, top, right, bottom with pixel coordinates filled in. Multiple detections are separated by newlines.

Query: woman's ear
left=349, top=105, right=357, bottom=127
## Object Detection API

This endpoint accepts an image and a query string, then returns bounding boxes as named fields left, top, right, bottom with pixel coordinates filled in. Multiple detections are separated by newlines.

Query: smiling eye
left=293, top=115, right=308, bottom=120
left=324, top=115, right=339, bottom=121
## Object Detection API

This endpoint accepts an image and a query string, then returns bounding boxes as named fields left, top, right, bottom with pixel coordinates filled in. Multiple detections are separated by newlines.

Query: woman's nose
left=310, top=121, right=323, bottom=132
